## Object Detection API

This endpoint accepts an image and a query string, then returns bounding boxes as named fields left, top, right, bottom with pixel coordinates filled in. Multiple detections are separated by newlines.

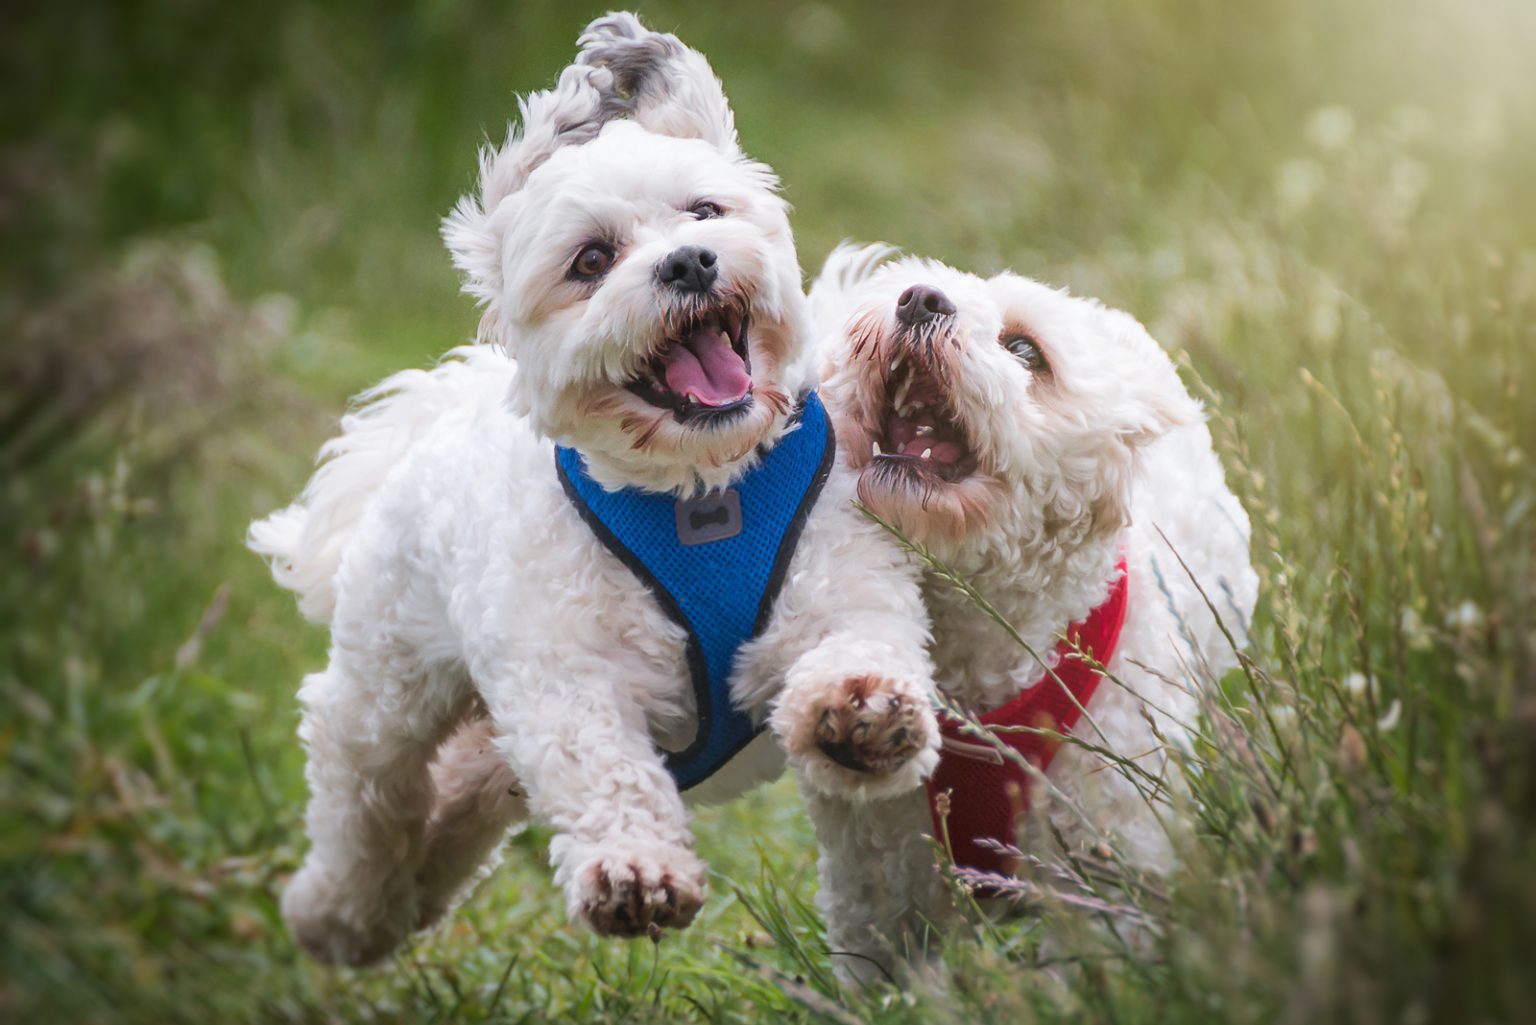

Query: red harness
left=925, top=561, right=1130, bottom=876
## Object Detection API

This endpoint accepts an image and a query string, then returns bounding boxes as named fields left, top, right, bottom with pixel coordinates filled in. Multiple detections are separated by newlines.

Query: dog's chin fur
left=850, top=456, right=1005, bottom=544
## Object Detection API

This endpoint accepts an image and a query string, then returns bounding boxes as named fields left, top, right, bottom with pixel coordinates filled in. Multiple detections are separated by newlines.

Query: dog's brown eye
left=570, top=243, right=616, bottom=280
left=689, top=201, right=723, bottom=220
left=1003, top=333, right=1047, bottom=372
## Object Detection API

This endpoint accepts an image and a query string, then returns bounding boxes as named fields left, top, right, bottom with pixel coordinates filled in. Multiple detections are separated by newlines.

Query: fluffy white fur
left=250, top=18, right=941, bottom=967
left=811, top=245, right=1260, bottom=981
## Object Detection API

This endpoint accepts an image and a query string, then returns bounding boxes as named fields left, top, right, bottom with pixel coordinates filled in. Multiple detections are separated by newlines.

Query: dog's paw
left=282, top=862, right=417, bottom=967
left=777, top=674, right=940, bottom=799
left=814, top=675, right=930, bottom=774
left=568, top=843, right=706, bottom=938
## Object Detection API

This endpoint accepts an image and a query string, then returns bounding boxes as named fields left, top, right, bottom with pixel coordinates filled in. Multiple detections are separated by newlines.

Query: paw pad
left=813, top=675, right=928, bottom=776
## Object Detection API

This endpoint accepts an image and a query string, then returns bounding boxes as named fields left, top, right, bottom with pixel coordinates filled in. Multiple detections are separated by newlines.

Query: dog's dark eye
left=689, top=201, right=724, bottom=220
left=570, top=243, right=616, bottom=280
left=1003, top=333, right=1047, bottom=372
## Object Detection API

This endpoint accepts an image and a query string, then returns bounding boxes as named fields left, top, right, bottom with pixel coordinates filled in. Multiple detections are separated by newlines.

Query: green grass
left=3, top=0, right=1534, bottom=1021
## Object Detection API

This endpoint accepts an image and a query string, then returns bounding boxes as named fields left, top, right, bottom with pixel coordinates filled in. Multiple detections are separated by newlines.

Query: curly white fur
left=251, top=19, right=939, bottom=967
left=812, top=244, right=1260, bottom=982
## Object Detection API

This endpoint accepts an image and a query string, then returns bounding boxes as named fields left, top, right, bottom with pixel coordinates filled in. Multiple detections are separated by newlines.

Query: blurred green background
left=3, top=1, right=1534, bottom=1022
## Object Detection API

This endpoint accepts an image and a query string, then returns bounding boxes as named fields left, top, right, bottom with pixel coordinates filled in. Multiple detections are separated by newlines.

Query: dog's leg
left=764, top=565, right=941, bottom=800
left=480, top=660, right=706, bottom=938
left=414, top=715, right=530, bottom=931
left=1035, top=665, right=1181, bottom=874
left=743, top=495, right=939, bottom=799
left=282, top=655, right=469, bottom=967
left=803, top=787, right=952, bottom=989
left=744, top=504, right=948, bottom=984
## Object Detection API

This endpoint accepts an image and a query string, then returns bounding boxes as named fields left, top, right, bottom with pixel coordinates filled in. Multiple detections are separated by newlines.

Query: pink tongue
left=886, top=414, right=964, bottom=465
left=661, top=327, right=751, bottom=406
left=908, top=440, right=964, bottom=464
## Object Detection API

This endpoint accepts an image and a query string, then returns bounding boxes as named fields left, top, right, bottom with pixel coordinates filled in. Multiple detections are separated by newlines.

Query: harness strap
left=555, top=394, right=835, bottom=790
left=926, top=559, right=1130, bottom=874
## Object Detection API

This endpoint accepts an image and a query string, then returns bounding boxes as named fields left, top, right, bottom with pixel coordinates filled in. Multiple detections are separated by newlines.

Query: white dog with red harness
left=812, top=244, right=1260, bottom=981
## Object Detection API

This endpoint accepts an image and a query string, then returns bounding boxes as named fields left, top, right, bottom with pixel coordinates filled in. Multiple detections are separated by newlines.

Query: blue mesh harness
left=555, top=393, right=835, bottom=791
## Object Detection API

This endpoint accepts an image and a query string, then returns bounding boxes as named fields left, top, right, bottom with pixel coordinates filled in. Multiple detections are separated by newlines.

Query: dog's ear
left=809, top=242, right=900, bottom=328
left=1039, top=307, right=1202, bottom=542
left=1084, top=307, right=1204, bottom=448
left=577, top=13, right=740, bottom=155
left=442, top=63, right=630, bottom=343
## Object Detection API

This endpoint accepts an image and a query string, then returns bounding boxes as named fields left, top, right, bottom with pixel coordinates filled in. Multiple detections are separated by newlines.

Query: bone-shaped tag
left=674, top=489, right=742, bottom=546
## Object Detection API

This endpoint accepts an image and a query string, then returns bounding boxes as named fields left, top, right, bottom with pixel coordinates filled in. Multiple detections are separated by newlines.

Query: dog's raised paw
left=572, top=847, right=706, bottom=938
left=811, top=675, right=931, bottom=776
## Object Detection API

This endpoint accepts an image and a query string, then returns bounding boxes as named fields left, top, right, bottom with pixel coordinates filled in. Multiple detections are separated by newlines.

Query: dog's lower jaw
left=853, top=464, right=1004, bottom=550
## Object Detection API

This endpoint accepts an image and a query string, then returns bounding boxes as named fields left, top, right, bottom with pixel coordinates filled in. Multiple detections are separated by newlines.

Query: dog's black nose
left=895, top=284, right=956, bottom=327
left=657, top=245, right=719, bottom=293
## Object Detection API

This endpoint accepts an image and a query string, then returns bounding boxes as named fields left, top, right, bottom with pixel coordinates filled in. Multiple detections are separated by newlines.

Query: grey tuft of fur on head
left=442, top=12, right=743, bottom=339
left=577, top=11, right=739, bottom=154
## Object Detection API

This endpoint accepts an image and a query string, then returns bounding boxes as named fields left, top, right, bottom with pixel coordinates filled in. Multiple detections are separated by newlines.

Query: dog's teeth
left=893, top=376, right=910, bottom=411
left=915, top=424, right=934, bottom=436
left=872, top=440, right=882, bottom=456
left=921, top=448, right=932, bottom=459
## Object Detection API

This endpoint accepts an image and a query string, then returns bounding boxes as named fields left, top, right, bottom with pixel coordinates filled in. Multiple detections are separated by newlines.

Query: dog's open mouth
left=868, top=349, right=977, bottom=483
left=627, top=304, right=753, bottom=423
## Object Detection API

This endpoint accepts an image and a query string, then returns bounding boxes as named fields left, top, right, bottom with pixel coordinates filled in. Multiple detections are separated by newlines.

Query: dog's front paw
left=814, top=674, right=930, bottom=774
left=568, top=843, right=706, bottom=938
left=777, top=674, right=939, bottom=799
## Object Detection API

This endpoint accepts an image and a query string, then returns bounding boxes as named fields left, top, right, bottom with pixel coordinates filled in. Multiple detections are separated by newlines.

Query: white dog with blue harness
left=250, top=16, right=941, bottom=967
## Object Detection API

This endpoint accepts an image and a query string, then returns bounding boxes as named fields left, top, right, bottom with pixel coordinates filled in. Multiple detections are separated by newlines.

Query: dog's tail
left=249, top=346, right=509, bottom=624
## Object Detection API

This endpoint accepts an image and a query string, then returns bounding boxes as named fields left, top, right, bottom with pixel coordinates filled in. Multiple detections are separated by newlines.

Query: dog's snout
left=657, top=245, right=719, bottom=293
left=895, top=284, right=956, bottom=327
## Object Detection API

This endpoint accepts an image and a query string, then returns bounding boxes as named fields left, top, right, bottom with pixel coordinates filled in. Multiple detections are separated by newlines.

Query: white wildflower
left=1308, top=291, right=1341, bottom=344
left=1445, top=601, right=1485, bottom=634
left=1400, top=606, right=1432, bottom=650
left=1276, top=158, right=1325, bottom=216
left=1306, top=105, right=1355, bottom=150
left=1343, top=672, right=1374, bottom=699
left=1377, top=699, right=1403, bottom=732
